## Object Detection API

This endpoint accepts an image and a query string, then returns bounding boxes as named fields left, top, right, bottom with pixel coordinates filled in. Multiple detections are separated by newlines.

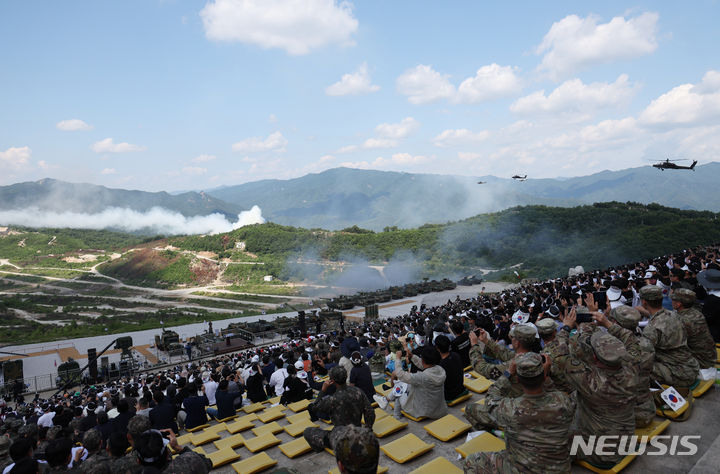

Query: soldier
left=557, top=310, right=636, bottom=468
left=303, top=366, right=375, bottom=452
left=593, top=307, right=655, bottom=428
left=463, top=353, right=576, bottom=474
left=332, top=425, right=379, bottom=474
left=671, top=288, right=716, bottom=369
left=133, top=429, right=210, bottom=474
left=640, top=285, right=699, bottom=387
left=536, top=318, right=571, bottom=393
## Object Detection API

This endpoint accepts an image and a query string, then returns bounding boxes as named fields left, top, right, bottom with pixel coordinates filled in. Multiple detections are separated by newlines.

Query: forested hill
left=168, top=202, right=720, bottom=279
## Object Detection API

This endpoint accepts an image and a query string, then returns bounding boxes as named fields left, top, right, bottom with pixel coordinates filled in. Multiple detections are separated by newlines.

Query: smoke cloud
left=0, top=206, right=265, bottom=235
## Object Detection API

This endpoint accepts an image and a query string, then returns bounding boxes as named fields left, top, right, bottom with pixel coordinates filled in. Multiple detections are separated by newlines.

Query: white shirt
left=203, top=380, right=219, bottom=405
left=269, top=368, right=288, bottom=396
left=37, top=411, right=55, bottom=427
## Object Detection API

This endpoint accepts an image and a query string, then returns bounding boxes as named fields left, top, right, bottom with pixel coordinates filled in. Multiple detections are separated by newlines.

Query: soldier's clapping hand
left=563, top=307, right=577, bottom=328
left=592, top=312, right=612, bottom=329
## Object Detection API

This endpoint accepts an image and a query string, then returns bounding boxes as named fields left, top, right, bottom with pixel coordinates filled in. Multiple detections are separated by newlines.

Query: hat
left=294, top=360, right=304, bottom=370
left=298, top=371, right=307, bottom=379
left=535, top=318, right=557, bottom=336
left=610, top=306, right=641, bottom=329
left=509, top=324, right=538, bottom=345
left=671, top=288, right=696, bottom=306
left=329, top=366, right=347, bottom=384
left=545, top=305, right=560, bottom=319
left=350, top=351, right=363, bottom=365
left=251, top=355, right=260, bottom=363
left=333, top=426, right=379, bottom=474
left=698, top=269, right=720, bottom=289
left=590, top=332, right=627, bottom=367
left=639, top=285, right=663, bottom=301
left=515, top=352, right=544, bottom=378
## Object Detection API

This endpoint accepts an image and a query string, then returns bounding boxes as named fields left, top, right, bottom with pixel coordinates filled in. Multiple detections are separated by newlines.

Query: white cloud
left=340, top=152, right=430, bottom=169
left=337, top=145, right=358, bottom=154
left=537, top=12, right=659, bottom=79
left=56, top=119, right=93, bottom=131
left=375, top=117, right=419, bottom=139
left=458, top=152, right=482, bottom=161
left=100, top=168, right=117, bottom=175
left=396, top=65, right=455, bottom=104
left=192, top=154, right=217, bottom=162
left=268, top=113, right=278, bottom=123
left=318, top=154, right=335, bottom=163
left=91, top=138, right=146, bottom=153
left=433, top=129, right=490, bottom=147
left=456, top=64, right=523, bottom=103
left=38, top=160, right=51, bottom=171
left=510, top=75, right=636, bottom=118
left=639, top=70, right=720, bottom=126
left=362, top=138, right=397, bottom=149
left=232, top=131, right=287, bottom=152
left=578, top=117, right=639, bottom=144
left=0, top=146, right=32, bottom=168
left=199, top=0, right=358, bottom=55
left=386, top=152, right=428, bottom=164
left=182, top=166, right=208, bottom=176
left=326, top=62, right=380, bottom=96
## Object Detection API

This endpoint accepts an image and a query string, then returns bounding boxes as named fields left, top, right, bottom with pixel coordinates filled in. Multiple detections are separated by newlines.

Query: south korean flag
left=660, top=386, right=686, bottom=412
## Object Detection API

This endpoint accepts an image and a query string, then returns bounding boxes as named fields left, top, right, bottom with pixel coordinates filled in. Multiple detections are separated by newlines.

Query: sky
left=1, top=0, right=720, bottom=192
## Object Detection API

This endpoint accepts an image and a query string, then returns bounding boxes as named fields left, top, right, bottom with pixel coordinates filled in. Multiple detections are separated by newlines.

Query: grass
left=192, top=291, right=291, bottom=304
left=226, top=283, right=301, bottom=296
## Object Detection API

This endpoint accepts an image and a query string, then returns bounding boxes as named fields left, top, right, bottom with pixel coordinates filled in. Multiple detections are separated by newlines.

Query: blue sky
left=1, top=0, right=719, bottom=191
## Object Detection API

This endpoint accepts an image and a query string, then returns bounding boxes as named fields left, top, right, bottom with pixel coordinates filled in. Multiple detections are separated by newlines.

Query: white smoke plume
left=0, top=206, right=265, bottom=235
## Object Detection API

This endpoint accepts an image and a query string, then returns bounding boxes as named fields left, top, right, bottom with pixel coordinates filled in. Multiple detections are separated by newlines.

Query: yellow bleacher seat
left=279, top=437, right=313, bottom=458
left=374, top=407, right=389, bottom=420
left=284, top=418, right=319, bottom=437
left=264, top=396, right=281, bottom=405
left=175, top=433, right=193, bottom=446
left=468, top=370, right=482, bottom=378
left=286, top=411, right=311, bottom=424
left=186, top=423, right=210, bottom=433
left=213, top=433, right=246, bottom=451
left=231, top=452, right=278, bottom=474
left=192, top=446, right=206, bottom=455
left=243, top=433, right=282, bottom=453
left=214, top=414, right=238, bottom=423
left=372, top=416, right=408, bottom=438
left=634, top=419, right=670, bottom=440
left=243, top=403, right=266, bottom=414
left=207, top=447, right=242, bottom=468
left=409, top=456, right=463, bottom=474
left=252, top=421, right=284, bottom=437
left=380, top=433, right=434, bottom=463
left=455, top=432, right=505, bottom=458
left=257, top=408, right=286, bottom=423
left=226, top=417, right=256, bottom=434
left=692, top=379, right=714, bottom=398
left=447, top=392, right=472, bottom=407
left=328, top=467, right=388, bottom=474
left=190, top=430, right=221, bottom=446
left=205, top=422, right=228, bottom=434
left=655, top=400, right=690, bottom=420
left=464, top=376, right=492, bottom=394
left=287, top=399, right=312, bottom=412
left=575, top=455, right=636, bottom=474
left=424, top=414, right=472, bottom=442
left=715, top=346, right=719, bottom=362
left=464, top=365, right=472, bottom=372
left=375, top=385, right=391, bottom=396
left=401, top=410, right=427, bottom=422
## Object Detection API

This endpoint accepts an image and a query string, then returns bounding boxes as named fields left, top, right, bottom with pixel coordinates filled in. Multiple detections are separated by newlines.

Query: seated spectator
left=280, top=366, right=312, bottom=405
left=450, top=321, right=471, bottom=367
left=149, top=391, right=178, bottom=434
left=348, top=351, right=374, bottom=402
left=333, top=426, right=379, bottom=474
left=207, top=380, right=243, bottom=420
left=245, top=365, right=268, bottom=404
left=180, top=382, right=209, bottom=431
left=434, top=335, right=465, bottom=402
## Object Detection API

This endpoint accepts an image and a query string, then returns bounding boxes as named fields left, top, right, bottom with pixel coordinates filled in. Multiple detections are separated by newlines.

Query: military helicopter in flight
left=652, top=158, right=698, bottom=171
left=476, top=181, right=486, bottom=184
left=511, top=174, right=527, bottom=181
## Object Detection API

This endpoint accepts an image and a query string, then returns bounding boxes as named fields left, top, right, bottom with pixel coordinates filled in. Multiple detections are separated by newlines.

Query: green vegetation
left=192, top=291, right=291, bottom=304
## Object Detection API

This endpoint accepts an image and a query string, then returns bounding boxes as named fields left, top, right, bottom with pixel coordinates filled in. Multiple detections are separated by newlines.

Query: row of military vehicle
left=219, top=309, right=344, bottom=337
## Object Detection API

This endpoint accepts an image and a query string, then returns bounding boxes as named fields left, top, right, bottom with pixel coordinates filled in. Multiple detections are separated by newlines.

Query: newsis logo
left=570, top=435, right=701, bottom=457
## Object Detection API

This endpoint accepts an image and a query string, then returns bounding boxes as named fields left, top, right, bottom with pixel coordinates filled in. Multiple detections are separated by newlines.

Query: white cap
left=294, top=360, right=304, bottom=370
left=251, top=355, right=259, bottom=363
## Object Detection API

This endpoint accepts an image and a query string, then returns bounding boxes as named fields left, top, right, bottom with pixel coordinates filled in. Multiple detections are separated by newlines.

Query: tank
left=56, top=359, right=81, bottom=388
left=441, top=278, right=457, bottom=290
left=154, top=329, right=180, bottom=351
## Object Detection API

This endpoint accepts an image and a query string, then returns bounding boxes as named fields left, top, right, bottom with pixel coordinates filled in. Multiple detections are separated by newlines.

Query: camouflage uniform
left=607, top=305, right=655, bottom=428
left=368, top=351, right=386, bottom=374
left=537, top=319, right=572, bottom=393
left=332, top=425, right=379, bottom=474
left=80, top=429, right=111, bottom=474
left=557, top=328, right=637, bottom=467
left=304, top=367, right=375, bottom=452
left=672, top=289, right=717, bottom=369
left=0, top=433, right=10, bottom=467
left=164, top=449, right=212, bottom=474
left=464, top=353, right=576, bottom=474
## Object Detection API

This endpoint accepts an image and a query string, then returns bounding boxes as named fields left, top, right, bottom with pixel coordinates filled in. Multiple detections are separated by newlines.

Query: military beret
left=535, top=318, right=557, bottom=336
left=610, top=305, right=641, bottom=330
left=510, top=324, right=538, bottom=345
left=639, top=285, right=663, bottom=301
left=333, top=425, right=379, bottom=474
left=671, top=288, right=696, bottom=306
left=515, top=352, right=544, bottom=378
left=590, top=332, right=627, bottom=367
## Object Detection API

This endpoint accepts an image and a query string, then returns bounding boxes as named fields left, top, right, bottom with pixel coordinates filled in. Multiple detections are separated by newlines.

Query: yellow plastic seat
left=186, top=423, right=210, bottom=433
left=252, top=421, right=284, bottom=437
left=226, top=417, right=256, bottom=434
left=190, top=430, right=221, bottom=446
left=257, top=408, right=286, bottom=423
left=409, top=456, right=463, bottom=474
left=175, top=433, right=193, bottom=446
left=716, top=346, right=719, bottom=363
left=243, top=403, right=266, bottom=414
left=468, top=370, right=482, bottom=378
left=287, top=399, right=312, bottom=412
left=576, top=455, right=636, bottom=474
left=284, top=418, right=319, bottom=437
left=375, top=385, right=391, bottom=396
left=401, top=410, right=427, bottom=422
left=655, top=400, right=690, bottom=419
left=455, top=432, right=505, bottom=458
left=192, top=446, right=206, bottom=455
left=231, top=452, right=277, bottom=474
left=464, top=376, right=492, bottom=394
left=447, top=392, right=472, bottom=407
left=374, top=408, right=389, bottom=420
left=692, top=379, right=714, bottom=398
left=286, top=411, right=311, bottom=424
left=214, top=414, right=238, bottom=423
left=279, top=437, right=313, bottom=458
left=372, top=416, right=408, bottom=438
left=424, top=414, right=472, bottom=442
left=207, top=447, right=242, bottom=468
left=380, top=433, right=434, bottom=463
left=464, top=365, right=472, bottom=372
left=634, top=419, right=670, bottom=440
left=328, top=467, right=388, bottom=474
left=243, top=433, right=282, bottom=453
left=264, top=396, right=281, bottom=405
left=213, top=433, right=246, bottom=451
left=205, top=422, right=229, bottom=434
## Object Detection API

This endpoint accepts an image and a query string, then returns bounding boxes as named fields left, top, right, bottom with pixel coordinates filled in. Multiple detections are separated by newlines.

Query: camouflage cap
left=82, top=428, right=102, bottom=452
left=509, top=324, right=538, bottom=345
left=639, top=285, right=663, bottom=301
left=388, top=340, right=402, bottom=352
left=333, top=425, right=379, bottom=474
left=18, top=423, right=37, bottom=439
left=590, top=332, right=627, bottom=367
left=4, top=419, right=23, bottom=434
left=0, top=435, right=9, bottom=457
left=329, top=366, right=347, bottom=384
left=610, top=305, right=641, bottom=329
left=671, top=288, right=696, bottom=306
left=515, top=352, right=544, bottom=378
left=535, top=318, right=557, bottom=336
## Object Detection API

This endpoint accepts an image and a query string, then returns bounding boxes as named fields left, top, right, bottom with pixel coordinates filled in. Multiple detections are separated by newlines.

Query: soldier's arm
left=641, top=322, right=660, bottom=346
left=469, top=344, right=504, bottom=380
left=607, top=323, right=641, bottom=357
left=485, top=373, right=512, bottom=409
left=483, top=339, right=514, bottom=362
